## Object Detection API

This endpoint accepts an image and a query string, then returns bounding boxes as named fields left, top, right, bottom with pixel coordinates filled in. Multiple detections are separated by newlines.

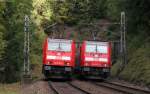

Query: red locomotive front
left=42, top=38, right=76, bottom=78
left=80, top=41, right=111, bottom=78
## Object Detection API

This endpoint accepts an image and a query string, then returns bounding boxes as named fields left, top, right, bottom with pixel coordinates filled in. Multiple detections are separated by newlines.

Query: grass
left=0, top=82, right=20, bottom=94
left=111, top=59, right=121, bottom=77
left=31, top=63, right=43, bottom=80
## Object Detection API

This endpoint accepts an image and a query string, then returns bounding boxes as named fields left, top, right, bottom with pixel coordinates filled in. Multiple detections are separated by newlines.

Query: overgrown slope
left=110, top=0, right=150, bottom=86
left=111, top=40, right=150, bottom=86
left=120, top=41, right=150, bottom=85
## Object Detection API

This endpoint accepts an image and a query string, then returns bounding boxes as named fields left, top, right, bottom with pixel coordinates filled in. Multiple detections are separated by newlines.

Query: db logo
left=94, top=55, right=98, bottom=57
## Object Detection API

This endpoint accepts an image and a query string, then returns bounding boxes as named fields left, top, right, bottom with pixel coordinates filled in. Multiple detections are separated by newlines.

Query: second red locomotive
left=42, top=38, right=76, bottom=78
left=80, top=41, right=111, bottom=78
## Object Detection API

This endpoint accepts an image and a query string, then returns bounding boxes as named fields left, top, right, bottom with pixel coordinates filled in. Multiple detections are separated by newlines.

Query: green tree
left=0, top=2, right=6, bottom=63
left=125, top=0, right=150, bottom=36
left=106, top=0, right=124, bottom=21
left=1, top=0, right=33, bottom=82
left=49, top=0, right=107, bottom=25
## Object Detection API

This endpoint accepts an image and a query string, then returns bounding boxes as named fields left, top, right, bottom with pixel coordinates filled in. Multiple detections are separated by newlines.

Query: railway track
left=48, top=81, right=91, bottom=94
left=48, top=80, right=150, bottom=94
left=91, top=81, right=150, bottom=94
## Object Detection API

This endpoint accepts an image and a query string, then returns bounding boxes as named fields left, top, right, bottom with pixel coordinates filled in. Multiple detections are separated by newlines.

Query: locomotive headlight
left=85, top=57, right=94, bottom=61
left=44, top=66, right=51, bottom=70
left=62, top=56, right=71, bottom=60
left=47, top=62, right=52, bottom=65
left=64, top=62, right=70, bottom=66
left=67, top=62, right=70, bottom=65
left=85, top=62, right=89, bottom=66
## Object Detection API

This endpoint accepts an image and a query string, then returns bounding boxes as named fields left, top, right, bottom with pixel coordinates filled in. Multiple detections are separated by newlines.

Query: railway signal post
left=120, top=12, right=127, bottom=71
left=23, top=15, right=31, bottom=80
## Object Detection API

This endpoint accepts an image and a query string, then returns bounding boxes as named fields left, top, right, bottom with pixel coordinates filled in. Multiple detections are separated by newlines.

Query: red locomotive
left=42, top=38, right=76, bottom=78
left=80, top=41, right=111, bottom=78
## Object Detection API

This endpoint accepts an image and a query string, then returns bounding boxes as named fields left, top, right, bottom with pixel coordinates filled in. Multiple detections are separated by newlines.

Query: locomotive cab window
left=97, top=46, right=108, bottom=54
left=48, top=42, right=59, bottom=51
left=60, top=43, right=71, bottom=52
left=48, top=42, right=71, bottom=52
left=86, top=44, right=108, bottom=53
left=86, top=45, right=96, bottom=53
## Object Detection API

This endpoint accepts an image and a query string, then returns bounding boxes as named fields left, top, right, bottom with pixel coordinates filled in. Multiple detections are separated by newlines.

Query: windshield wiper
left=95, top=45, right=98, bottom=52
left=59, top=43, right=61, bottom=49
left=56, top=43, right=62, bottom=51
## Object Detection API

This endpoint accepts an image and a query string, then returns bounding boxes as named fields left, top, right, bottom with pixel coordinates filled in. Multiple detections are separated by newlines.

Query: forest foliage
left=0, top=0, right=149, bottom=84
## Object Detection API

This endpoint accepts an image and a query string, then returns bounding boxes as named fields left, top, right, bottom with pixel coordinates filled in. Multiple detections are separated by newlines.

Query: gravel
left=50, top=82, right=84, bottom=94
left=21, top=80, right=54, bottom=94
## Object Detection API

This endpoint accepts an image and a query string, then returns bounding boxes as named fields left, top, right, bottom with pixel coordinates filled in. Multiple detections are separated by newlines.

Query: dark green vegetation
left=0, top=0, right=149, bottom=86
left=111, top=0, right=150, bottom=86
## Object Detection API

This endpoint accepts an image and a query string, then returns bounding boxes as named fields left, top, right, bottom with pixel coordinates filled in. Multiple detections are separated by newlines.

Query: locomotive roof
left=48, top=38, right=72, bottom=43
left=85, top=41, right=109, bottom=45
